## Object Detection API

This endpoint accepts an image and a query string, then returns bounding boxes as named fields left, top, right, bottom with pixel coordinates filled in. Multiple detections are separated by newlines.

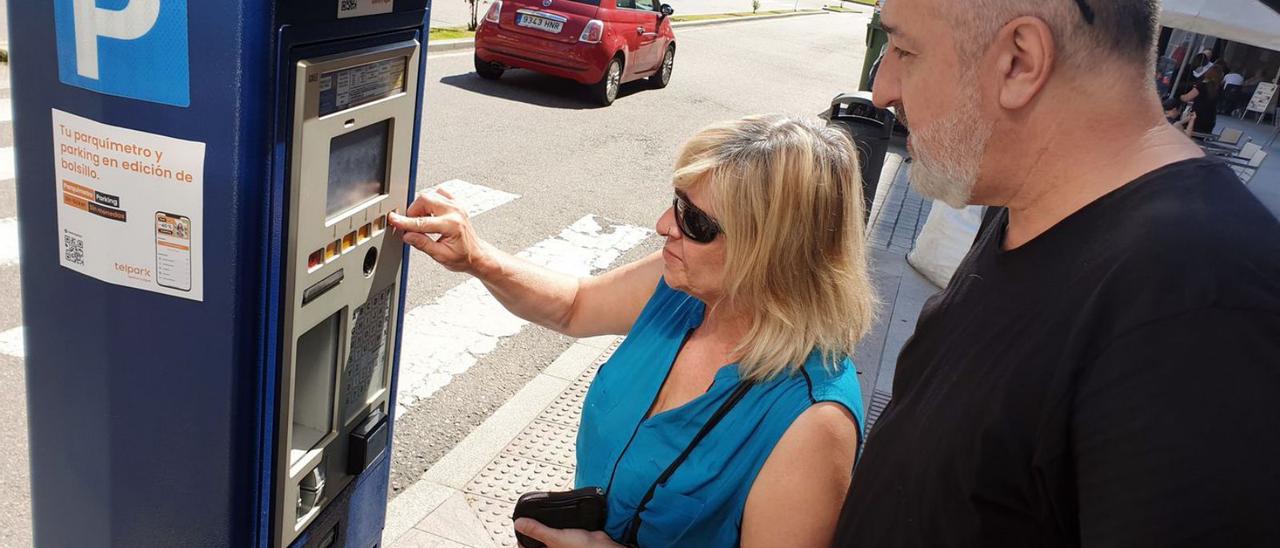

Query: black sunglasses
left=672, top=193, right=722, bottom=244
left=1073, top=0, right=1095, bottom=25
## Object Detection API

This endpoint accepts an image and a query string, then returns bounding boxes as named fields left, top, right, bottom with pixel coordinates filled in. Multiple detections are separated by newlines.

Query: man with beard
left=834, top=0, right=1280, bottom=546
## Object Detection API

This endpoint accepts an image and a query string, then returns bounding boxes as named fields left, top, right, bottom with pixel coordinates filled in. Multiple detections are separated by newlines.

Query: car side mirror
left=660, top=4, right=674, bottom=16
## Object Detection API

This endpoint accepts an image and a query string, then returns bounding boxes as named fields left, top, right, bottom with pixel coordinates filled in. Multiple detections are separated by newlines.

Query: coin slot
left=362, top=246, right=378, bottom=277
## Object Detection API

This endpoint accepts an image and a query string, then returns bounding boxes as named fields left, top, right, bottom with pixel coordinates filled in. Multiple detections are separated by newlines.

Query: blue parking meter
left=9, top=1, right=429, bottom=545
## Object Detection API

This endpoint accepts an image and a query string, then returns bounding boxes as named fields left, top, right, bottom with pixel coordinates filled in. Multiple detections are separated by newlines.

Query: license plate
left=516, top=14, right=564, bottom=34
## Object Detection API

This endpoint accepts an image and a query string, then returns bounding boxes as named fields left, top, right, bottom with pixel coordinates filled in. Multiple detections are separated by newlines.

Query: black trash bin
left=828, top=91, right=893, bottom=222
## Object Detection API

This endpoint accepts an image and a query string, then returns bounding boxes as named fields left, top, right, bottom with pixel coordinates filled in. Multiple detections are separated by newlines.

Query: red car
left=473, top=0, right=677, bottom=106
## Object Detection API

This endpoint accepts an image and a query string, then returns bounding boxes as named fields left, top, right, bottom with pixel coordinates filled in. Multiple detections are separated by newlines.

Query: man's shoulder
left=1091, top=159, right=1280, bottom=314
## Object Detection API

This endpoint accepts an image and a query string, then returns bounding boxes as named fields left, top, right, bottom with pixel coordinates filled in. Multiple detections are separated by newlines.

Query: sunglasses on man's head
left=1073, top=0, right=1095, bottom=25
left=673, top=192, right=722, bottom=244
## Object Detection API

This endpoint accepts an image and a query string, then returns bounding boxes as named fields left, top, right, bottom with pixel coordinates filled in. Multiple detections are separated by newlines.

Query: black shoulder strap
left=622, top=381, right=753, bottom=546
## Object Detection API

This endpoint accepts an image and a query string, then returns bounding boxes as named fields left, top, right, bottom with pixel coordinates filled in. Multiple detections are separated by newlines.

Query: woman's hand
left=388, top=188, right=491, bottom=275
left=514, top=518, right=624, bottom=548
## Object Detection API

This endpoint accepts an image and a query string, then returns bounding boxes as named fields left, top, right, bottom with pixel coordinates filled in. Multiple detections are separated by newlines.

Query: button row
left=307, top=212, right=392, bottom=272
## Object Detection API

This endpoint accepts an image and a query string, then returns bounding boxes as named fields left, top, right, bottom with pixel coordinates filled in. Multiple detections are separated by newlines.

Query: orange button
left=308, top=249, right=324, bottom=270
left=325, top=241, right=340, bottom=262
left=342, top=231, right=357, bottom=252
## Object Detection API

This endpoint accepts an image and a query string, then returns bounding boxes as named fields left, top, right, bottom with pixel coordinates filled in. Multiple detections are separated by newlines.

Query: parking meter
left=9, top=1, right=429, bottom=546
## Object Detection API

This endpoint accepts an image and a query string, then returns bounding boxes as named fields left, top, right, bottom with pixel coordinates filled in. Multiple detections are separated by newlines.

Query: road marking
left=0, top=326, right=23, bottom=359
left=395, top=215, right=651, bottom=415
left=0, top=218, right=19, bottom=267
left=430, top=178, right=519, bottom=216
left=0, top=147, right=13, bottom=181
left=0, top=99, right=11, bottom=123
left=0, top=180, right=519, bottom=359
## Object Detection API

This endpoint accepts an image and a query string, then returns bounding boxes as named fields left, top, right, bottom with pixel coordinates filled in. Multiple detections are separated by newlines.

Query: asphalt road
left=0, top=9, right=873, bottom=544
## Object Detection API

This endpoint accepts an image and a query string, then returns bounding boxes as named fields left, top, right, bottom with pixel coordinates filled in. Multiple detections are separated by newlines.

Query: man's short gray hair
left=951, top=0, right=1160, bottom=71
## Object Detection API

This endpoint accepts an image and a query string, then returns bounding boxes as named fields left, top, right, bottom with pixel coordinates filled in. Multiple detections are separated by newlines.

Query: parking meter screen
left=327, top=120, right=390, bottom=219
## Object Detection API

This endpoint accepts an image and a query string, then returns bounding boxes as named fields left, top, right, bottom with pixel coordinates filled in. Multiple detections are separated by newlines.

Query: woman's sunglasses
left=673, top=193, right=722, bottom=244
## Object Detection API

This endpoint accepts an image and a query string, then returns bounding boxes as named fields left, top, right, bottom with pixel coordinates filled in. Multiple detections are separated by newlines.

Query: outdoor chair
left=1227, top=150, right=1268, bottom=184
left=1211, top=142, right=1263, bottom=162
left=1194, top=127, right=1246, bottom=147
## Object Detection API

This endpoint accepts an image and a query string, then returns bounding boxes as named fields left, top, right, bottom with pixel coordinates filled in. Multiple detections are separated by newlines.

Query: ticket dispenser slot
left=274, top=39, right=421, bottom=547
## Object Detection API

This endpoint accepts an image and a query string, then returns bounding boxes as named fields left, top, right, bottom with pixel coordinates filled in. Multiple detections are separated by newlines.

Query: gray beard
left=906, top=94, right=994, bottom=209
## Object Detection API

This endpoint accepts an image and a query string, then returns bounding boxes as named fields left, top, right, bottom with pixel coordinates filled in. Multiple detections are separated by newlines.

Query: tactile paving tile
left=507, top=419, right=579, bottom=468
left=467, top=478, right=577, bottom=548
left=468, top=493, right=520, bottom=548
left=541, top=373, right=593, bottom=428
left=538, top=337, right=621, bottom=427
left=463, top=337, right=626, bottom=548
left=466, top=453, right=576, bottom=504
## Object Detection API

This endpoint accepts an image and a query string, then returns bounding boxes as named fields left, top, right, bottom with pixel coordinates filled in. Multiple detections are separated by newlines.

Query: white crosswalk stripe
left=0, top=217, right=19, bottom=267
left=395, top=215, right=651, bottom=415
left=0, top=146, right=13, bottom=181
left=0, top=98, right=11, bottom=123
left=0, top=326, right=22, bottom=359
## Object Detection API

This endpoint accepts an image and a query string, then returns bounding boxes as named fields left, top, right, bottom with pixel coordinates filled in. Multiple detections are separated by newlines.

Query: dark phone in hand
left=512, top=487, right=608, bottom=548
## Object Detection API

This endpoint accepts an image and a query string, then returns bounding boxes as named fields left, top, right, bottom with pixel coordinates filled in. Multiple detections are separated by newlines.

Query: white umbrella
left=1161, top=0, right=1280, bottom=51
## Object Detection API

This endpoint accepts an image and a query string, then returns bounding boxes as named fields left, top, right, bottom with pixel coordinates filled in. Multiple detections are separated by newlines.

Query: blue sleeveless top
left=575, top=279, right=865, bottom=547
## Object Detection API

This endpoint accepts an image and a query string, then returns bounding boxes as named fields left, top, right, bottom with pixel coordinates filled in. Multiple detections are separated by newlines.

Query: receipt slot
left=9, top=1, right=429, bottom=546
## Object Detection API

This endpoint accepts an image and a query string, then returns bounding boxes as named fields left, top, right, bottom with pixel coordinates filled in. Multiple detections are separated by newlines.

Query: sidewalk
left=383, top=145, right=938, bottom=548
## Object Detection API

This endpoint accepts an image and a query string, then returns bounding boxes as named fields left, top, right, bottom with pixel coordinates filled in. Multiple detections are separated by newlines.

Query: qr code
left=340, top=0, right=358, bottom=11
left=64, top=232, right=85, bottom=266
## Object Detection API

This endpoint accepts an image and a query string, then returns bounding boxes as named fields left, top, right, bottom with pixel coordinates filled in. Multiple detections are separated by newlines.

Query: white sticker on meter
left=337, top=0, right=394, bottom=18
left=51, top=109, right=205, bottom=301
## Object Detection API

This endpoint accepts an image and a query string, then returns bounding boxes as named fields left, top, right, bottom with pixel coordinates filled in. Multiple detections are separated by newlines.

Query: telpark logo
left=54, top=0, right=191, bottom=107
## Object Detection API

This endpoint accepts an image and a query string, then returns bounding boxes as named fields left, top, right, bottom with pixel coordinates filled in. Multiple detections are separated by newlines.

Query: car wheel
left=592, top=57, right=623, bottom=107
left=650, top=46, right=674, bottom=88
left=474, top=54, right=504, bottom=80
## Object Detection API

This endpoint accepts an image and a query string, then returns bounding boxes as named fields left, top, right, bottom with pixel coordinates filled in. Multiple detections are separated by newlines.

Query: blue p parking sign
left=53, top=0, right=191, bottom=107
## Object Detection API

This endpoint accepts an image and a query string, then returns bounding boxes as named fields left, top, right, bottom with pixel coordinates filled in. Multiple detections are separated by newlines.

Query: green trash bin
left=858, top=8, right=889, bottom=91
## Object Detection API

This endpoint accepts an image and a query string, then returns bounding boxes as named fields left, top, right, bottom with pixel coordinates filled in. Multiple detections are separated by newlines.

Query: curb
left=425, top=10, right=831, bottom=54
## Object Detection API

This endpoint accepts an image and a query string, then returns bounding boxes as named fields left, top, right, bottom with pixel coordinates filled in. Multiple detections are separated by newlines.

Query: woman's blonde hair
left=672, top=114, right=878, bottom=382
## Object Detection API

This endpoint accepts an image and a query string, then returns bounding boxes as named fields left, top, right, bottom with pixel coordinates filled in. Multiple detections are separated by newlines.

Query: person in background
left=1222, top=63, right=1245, bottom=115
left=391, top=114, right=877, bottom=547
left=1191, top=47, right=1215, bottom=78
left=1182, top=64, right=1223, bottom=133
left=834, top=0, right=1280, bottom=545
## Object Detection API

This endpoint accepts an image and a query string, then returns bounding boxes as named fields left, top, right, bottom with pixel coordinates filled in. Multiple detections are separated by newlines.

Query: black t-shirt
left=835, top=157, right=1280, bottom=547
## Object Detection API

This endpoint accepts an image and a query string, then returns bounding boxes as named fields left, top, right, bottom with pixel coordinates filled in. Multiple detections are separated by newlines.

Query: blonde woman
left=389, top=114, right=877, bottom=547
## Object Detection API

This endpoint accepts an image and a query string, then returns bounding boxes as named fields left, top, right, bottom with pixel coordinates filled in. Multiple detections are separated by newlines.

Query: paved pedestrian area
left=383, top=147, right=940, bottom=547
